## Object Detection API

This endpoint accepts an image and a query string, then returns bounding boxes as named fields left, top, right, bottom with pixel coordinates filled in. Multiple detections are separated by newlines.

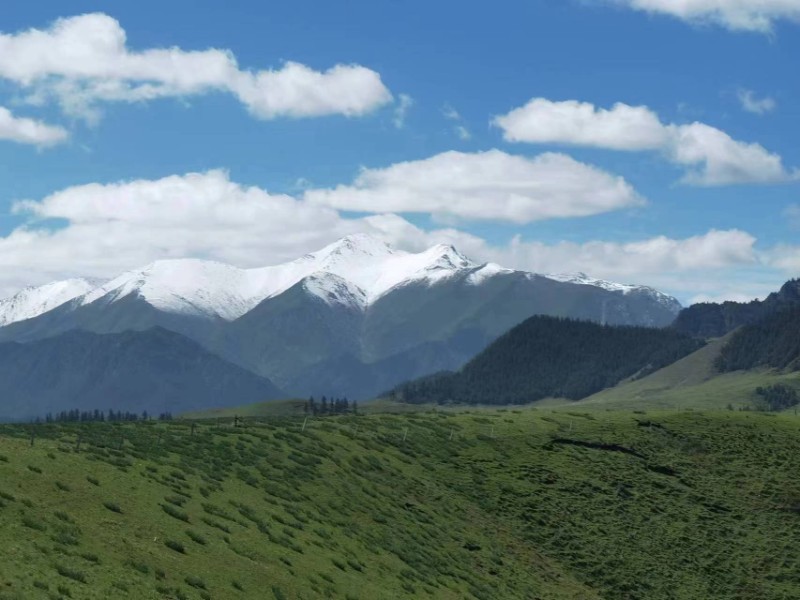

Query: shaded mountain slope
left=0, top=327, right=284, bottom=420
left=674, top=278, right=800, bottom=338
left=715, top=306, right=800, bottom=372
left=390, top=316, right=704, bottom=405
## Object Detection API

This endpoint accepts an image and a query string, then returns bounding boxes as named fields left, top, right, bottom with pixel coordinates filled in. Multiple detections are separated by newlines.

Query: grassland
left=579, top=335, right=800, bottom=411
left=1, top=407, right=799, bottom=599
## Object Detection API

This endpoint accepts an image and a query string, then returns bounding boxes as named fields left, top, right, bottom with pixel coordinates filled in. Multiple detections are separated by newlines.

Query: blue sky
left=0, top=0, right=798, bottom=304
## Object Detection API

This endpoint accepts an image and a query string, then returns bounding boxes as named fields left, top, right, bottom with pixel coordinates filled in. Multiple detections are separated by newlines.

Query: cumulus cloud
left=0, top=13, right=392, bottom=121
left=767, top=244, right=800, bottom=272
left=609, top=0, right=800, bottom=33
left=737, top=89, right=776, bottom=114
left=494, top=99, right=668, bottom=150
left=0, top=169, right=784, bottom=304
left=0, top=106, right=68, bottom=146
left=493, top=98, right=797, bottom=185
left=493, top=229, right=758, bottom=277
left=304, top=149, right=643, bottom=223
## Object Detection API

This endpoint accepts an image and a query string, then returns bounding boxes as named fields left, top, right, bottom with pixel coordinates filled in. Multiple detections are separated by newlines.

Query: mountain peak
left=314, top=233, right=395, bottom=261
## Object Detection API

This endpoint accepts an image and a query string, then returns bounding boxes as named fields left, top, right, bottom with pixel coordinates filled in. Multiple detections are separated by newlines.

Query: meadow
left=0, top=407, right=798, bottom=599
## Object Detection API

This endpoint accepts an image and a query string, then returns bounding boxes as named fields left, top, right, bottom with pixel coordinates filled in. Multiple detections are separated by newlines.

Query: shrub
left=186, top=530, right=207, bottom=545
left=127, top=560, right=149, bottom=574
left=78, top=552, right=100, bottom=564
left=165, top=539, right=186, bottom=554
left=161, top=503, right=190, bottom=523
left=21, top=516, right=46, bottom=532
left=86, top=476, right=100, bottom=486
left=103, top=501, right=122, bottom=514
left=185, top=576, right=206, bottom=590
left=55, top=564, right=86, bottom=583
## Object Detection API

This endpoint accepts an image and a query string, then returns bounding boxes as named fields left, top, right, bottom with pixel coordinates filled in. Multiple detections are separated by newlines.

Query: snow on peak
left=544, top=272, right=681, bottom=311
left=43, top=235, right=480, bottom=321
left=545, top=272, right=642, bottom=294
left=81, top=259, right=259, bottom=320
left=467, top=262, right=515, bottom=285
left=312, top=233, right=396, bottom=264
left=0, top=278, right=99, bottom=327
left=302, top=272, right=368, bottom=309
left=0, top=234, right=681, bottom=326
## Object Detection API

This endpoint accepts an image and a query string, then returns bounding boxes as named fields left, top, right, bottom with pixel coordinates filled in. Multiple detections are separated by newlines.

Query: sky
left=0, top=0, right=799, bottom=305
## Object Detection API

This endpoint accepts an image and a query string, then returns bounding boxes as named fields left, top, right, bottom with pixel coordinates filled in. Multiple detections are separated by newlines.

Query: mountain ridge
left=0, top=234, right=684, bottom=401
left=0, top=234, right=681, bottom=328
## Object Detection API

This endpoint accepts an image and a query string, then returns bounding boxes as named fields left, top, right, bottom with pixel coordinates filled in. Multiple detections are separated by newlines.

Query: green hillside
left=1, top=408, right=800, bottom=599
left=580, top=334, right=800, bottom=411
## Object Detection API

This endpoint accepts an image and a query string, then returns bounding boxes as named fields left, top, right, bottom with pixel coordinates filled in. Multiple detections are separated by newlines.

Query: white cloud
left=442, top=104, right=461, bottom=121
left=737, top=89, right=776, bottom=114
left=610, top=0, right=800, bottom=33
left=667, top=122, right=790, bottom=185
left=392, top=94, right=414, bottom=129
left=494, top=99, right=668, bottom=150
left=494, top=229, right=758, bottom=278
left=0, top=170, right=784, bottom=305
left=0, top=106, right=67, bottom=147
left=0, top=13, right=392, bottom=121
left=304, top=149, right=644, bottom=223
left=767, top=244, right=800, bottom=272
left=493, top=98, right=797, bottom=185
left=480, top=229, right=777, bottom=304
left=442, top=103, right=471, bottom=141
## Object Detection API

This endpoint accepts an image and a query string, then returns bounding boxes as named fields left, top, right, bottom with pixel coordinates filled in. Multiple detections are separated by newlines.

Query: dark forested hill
left=674, top=279, right=800, bottom=338
left=715, top=307, right=800, bottom=372
left=390, top=316, right=704, bottom=405
left=0, top=327, right=285, bottom=420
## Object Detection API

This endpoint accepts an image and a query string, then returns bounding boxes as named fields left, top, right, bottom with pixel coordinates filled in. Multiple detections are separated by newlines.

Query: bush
left=161, top=503, right=190, bottom=522
left=21, top=516, right=46, bottom=532
left=186, top=530, right=207, bottom=545
left=185, top=576, right=206, bottom=590
left=103, top=501, right=122, bottom=514
left=55, top=564, right=86, bottom=583
left=165, top=539, right=186, bottom=554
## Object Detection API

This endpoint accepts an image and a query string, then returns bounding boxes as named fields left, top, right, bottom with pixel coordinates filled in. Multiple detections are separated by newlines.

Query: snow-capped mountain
left=0, top=278, right=100, bottom=327
left=0, top=234, right=682, bottom=401
left=544, top=272, right=682, bottom=313
left=31, top=235, right=482, bottom=321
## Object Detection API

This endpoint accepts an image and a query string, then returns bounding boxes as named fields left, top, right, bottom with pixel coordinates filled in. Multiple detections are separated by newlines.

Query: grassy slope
left=579, top=335, right=800, bottom=411
left=0, top=409, right=799, bottom=599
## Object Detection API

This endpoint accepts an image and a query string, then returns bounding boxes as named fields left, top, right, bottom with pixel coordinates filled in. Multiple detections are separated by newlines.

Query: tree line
left=38, top=409, right=174, bottom=423
left=304, top=396, right=358, bottom=416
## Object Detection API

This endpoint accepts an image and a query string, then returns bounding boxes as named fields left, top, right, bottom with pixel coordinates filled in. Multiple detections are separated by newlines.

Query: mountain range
left=0, top=234, right=682, bottom=415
